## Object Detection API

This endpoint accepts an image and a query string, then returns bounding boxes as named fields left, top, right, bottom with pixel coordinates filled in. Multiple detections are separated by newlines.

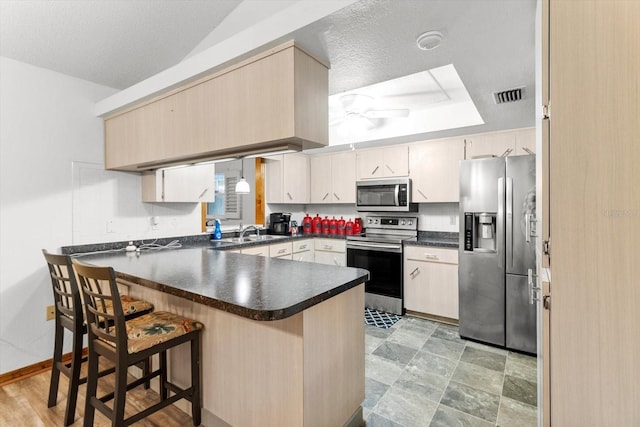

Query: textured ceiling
left=0, top=0, right=536, bottom=144
left=0, top=0, right=241, bottom=89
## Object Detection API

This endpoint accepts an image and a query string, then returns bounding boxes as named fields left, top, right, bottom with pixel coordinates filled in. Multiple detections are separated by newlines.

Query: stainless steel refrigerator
left=458, top=155, right=537, bottom=353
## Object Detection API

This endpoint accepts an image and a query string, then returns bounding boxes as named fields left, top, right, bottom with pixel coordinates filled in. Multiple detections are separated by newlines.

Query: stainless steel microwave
left=356, top=178, right=418, bottom=212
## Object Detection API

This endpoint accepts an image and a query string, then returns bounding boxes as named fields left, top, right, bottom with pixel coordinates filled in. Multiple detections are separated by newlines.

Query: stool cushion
left=106, top=295, right=154, bottom=317
left=104, top=311, right=203, bottom=354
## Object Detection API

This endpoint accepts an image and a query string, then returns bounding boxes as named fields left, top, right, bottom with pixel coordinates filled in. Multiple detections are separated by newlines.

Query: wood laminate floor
left=0, top=360, right=193, bottom=426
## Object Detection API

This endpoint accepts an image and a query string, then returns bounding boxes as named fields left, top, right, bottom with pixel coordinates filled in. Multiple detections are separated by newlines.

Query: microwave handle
left=394, top=185, right=400, bottom=207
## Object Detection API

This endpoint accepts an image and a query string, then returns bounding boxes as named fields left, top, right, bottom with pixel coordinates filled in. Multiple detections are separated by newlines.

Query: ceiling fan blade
left=363, top=109, right=410, bottom=118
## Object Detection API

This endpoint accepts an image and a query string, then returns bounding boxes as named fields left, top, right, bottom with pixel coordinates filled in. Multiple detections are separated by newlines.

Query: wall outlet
left=46, top=305, right=55, bottom=321
left=450, top=215, right=457, bottom=226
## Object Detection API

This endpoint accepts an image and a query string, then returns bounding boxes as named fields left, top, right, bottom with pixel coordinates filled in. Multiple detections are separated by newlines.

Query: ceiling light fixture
left=416, top=30, right=444, bottom=51
left=235, top=159, right=250, bottom=194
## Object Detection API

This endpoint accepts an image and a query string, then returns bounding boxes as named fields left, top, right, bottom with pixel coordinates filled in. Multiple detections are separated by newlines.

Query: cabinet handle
left=324, top=245, right=332, bottom=250
left=278, top=248, right=287, bottom=254
left=298, top=256, right=304, bottom=261
left=198, top=188, right=209, bottom=198
left=522, top=147, right=534, bottom=155
left=528, top=268, right=541, bottom=304
left=333, top=192, right=340, bottom=200
left=371, top=165, right=379, bottom=175
left=417, top=189, right=428, bottom=200
left=287, top=192, right=293, bottom=200
left=500, top=148, right=514, bottom=157
left=333, top=257, right=340, bottom=266
left=322, top=193, right=329, bottom=200
left=409, top=267, right=420, bottom=278
left=385, top=164, right=395, bottom=174
left=299, top=245, right=307, bottom=250
left=424, top=254, right=439, bottom=260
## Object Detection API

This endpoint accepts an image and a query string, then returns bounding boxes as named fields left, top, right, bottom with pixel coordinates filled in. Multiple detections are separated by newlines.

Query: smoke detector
left=416, top=31, right=444, bottom=51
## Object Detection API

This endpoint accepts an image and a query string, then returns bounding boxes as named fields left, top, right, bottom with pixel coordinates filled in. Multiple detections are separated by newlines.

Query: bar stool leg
left=190, top=336, right=202, bottom=426
left=47, top=319, right=63, bottom=409
left=83, top=353, right=99, bottom=427
left=63, top=323, right=84, bottom=426
left=143, top=357, right=151, bottom=389
left=112, top=362, right=128, bottom=427
left=160, top=350, right=168, bottom=400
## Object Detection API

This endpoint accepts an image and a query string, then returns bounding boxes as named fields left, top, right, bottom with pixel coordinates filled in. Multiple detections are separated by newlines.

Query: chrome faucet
left=239, top=225, right=262, bottom=239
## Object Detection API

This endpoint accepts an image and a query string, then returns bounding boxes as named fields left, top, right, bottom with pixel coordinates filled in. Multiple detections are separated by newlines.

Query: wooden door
left=548, top=1, right=640, bottom=425
left=410, top=138, right=463, bottom=203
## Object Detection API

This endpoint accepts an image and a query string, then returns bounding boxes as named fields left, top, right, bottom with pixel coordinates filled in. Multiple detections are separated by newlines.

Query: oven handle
left=347, top=241, right=403, bottom=253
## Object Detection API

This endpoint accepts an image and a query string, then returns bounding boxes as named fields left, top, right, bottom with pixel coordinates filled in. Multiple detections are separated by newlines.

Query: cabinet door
left=269, top=242, right=293, bottom=258
left=265, top=156, right=283, bottom=203
left=310, top=155, right=332, bottom=203
left=514, top=127, right=536, bottom=155
left=282, top=154, right=309, bottom=203
left=314, top=251, right=346, bottom=266
left=465, top=131, right=516, bottom=159
left=331, top=151, right=356, bottom=203
left=383, top=146, right=409, bottom=177
left=294, top=250, right=313, bottom=262
left=356, top=149, right=383, bottom=180
left=410, top=138, right=464, bottom=203
left=142, top=164, right=215, bottom=202
left=163, top=164, right=216, bottom=202
left=403, top=258, right=459, bottom=319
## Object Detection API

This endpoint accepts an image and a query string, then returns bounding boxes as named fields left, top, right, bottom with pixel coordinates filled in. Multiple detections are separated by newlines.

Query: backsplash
left=266, top=202, right=459, bottom=232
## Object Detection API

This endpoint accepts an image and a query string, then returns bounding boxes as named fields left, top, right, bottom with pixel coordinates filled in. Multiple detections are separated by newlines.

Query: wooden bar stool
left=72, top=259, right=204, bottom=427
left=42, top=250, right=154, bottom=426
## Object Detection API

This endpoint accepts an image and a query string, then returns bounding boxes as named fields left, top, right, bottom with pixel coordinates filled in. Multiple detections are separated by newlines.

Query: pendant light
left=235, top=158, right=250, bottom=194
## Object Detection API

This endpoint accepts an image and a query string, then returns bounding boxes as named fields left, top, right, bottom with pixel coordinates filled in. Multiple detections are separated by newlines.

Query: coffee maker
left=269, top=213, right=291, bottom=235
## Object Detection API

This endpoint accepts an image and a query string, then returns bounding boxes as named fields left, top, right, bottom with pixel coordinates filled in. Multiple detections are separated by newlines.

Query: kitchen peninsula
left=75, top=245, right=368, bottom=427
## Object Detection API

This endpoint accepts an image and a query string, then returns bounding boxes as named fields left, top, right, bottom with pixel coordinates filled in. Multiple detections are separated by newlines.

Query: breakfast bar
left=76, top=246, right=369, bottom=427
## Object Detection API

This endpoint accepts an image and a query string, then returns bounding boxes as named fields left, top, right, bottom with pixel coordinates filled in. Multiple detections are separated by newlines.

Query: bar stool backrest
left=42, top=250, right=81, bottom=324
left=73, top=261, right=127, bottom=353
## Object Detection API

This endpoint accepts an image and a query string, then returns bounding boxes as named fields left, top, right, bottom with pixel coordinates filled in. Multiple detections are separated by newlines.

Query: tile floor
left=363, top=316, right=538, bottom=426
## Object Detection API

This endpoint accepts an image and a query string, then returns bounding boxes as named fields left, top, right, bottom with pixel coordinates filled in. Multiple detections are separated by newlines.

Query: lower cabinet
left=241, top=245, right=269, bottom=257
left=313, top=239, right=346, bottom=266
left=403, top=246, right=459, bottom=320
left=292, top=239, right=314, bottom=262
left=269, top=242, right=293, bottom=259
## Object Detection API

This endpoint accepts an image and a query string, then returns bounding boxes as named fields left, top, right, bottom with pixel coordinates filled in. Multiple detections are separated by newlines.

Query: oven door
left=346, top=241, right=403, bottom=299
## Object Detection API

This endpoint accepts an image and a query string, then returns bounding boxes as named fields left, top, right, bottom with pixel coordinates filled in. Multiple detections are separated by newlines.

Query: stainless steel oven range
left=346, top=215, right=418, bottom=315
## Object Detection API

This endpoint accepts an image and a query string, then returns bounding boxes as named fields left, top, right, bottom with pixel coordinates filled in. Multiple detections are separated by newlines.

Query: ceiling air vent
left=493, top=87, right=525, bottom=104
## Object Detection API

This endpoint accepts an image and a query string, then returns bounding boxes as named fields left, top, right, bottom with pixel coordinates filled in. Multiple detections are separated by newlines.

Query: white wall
left=0, top=57, right=201, bottom=374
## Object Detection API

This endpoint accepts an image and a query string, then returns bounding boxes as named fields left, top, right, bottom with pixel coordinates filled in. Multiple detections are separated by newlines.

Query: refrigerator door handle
left=498, top=177, right=505, bottom=269
left=528, top=268, right=541, bottom=304
left=506, top=177, right=514, bottom=268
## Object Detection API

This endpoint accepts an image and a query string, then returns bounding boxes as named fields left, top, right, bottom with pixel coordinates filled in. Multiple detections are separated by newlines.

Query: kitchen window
left=206, top=171, right=242, bottom=220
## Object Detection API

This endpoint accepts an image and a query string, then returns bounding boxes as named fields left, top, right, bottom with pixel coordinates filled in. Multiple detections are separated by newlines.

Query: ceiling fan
left=330, top=94, right=410, bottom=137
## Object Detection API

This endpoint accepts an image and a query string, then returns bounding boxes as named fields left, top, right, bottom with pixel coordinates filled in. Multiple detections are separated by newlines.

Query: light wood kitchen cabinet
left=356, top=146, right=409, bottom=180
left=265, top=153, right=309, bottom=203
left=409, top=138, right=464, bottom=203
left=269, top=241, right=293, bottom=259
left=104, top=41, right=328, bottom=171
left=141, top=163, right=215, bottom=202
left=309, top=151, right=356, bottom=204
left=464, top=131, right=516, bottom=159
left=514, top=127, right=535, bottom=155
left=292, top=239, right=314, bottom=262
left=314, top=239, right=346, bottom=266
left=403, top=246, right=459, bottom=320
left=241, top=245, right=269, bottom=257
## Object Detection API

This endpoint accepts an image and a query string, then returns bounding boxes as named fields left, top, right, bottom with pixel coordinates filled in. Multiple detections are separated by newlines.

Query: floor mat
left=364, top=307, right=401, bottom=329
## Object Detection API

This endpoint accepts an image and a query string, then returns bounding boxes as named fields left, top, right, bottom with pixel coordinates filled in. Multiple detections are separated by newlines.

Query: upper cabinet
left=104, top=41, right=329, bottom=171
left=409, top=138, right=464, bottom=203
left=141, top=163, right=215, bottom=203
left=356, top=146, right=409, bottom=180
left=464, top=128, right=536, bottom=159
left=266, top=153, right=309, bottom=204
left=309, top=151, right=356, bottom=204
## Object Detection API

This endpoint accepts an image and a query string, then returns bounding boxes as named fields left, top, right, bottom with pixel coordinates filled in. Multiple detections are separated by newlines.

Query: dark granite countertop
left=73, top=246, right=369, bottom=321
left=404, top=231, right=459, bottom=249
